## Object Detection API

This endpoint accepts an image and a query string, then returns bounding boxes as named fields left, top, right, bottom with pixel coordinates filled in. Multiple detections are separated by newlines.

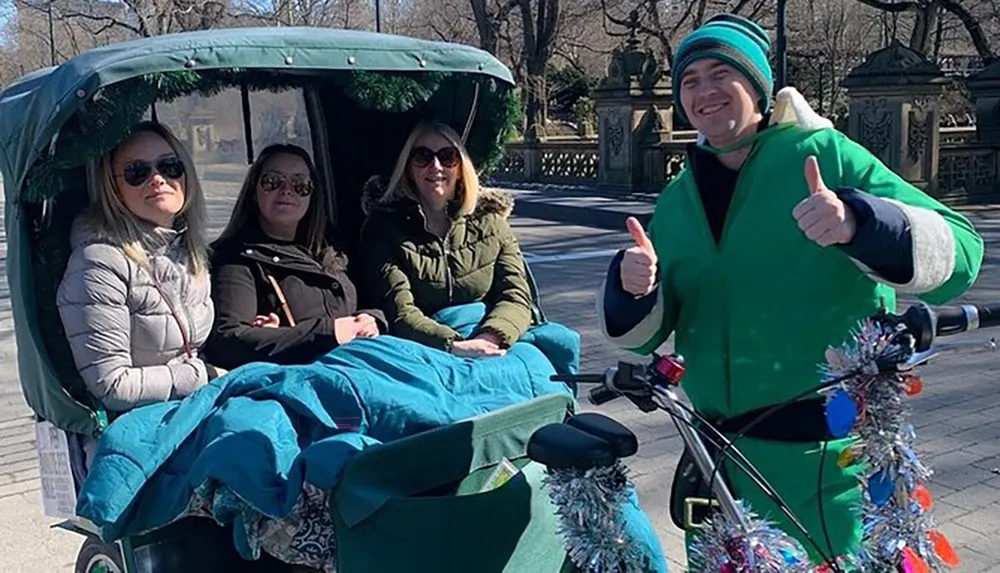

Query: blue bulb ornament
left=825, top=389, right=857, bottom=439
left=867, top=469, right=896, bottom=507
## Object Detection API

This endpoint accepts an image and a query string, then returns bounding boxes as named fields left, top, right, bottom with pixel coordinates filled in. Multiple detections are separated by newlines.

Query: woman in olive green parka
left=359, top=121, right=534, bottom=358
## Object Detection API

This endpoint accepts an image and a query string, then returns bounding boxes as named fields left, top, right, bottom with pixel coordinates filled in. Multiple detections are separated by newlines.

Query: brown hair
left=215, top=144, right=329, bottom=258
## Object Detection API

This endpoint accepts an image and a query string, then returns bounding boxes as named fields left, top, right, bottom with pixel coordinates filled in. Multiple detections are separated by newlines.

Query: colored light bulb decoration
left=818, top=318, right=956, bottom=571
left=913, top=484, right=933, bottom=511
left=825, top=389, right=857, bottom=439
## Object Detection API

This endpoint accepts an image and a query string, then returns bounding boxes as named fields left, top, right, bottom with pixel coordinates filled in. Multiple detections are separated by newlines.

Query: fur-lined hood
left=360, top=175, right=514, bottom=220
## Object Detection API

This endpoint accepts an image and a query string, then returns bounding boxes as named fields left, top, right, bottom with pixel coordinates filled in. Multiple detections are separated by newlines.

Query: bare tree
left=851, top=0, right=995, bottom=61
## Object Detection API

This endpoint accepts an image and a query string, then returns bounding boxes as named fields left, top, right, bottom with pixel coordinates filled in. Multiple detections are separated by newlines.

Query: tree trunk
left=519, top=0, right=559, bottom=136
left=907, top=3, right=938, bottom=56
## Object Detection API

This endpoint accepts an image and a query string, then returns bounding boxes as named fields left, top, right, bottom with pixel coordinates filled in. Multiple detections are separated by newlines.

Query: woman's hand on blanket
left=451, top=339, right=507, bottom=358
left=252, top=313, right=281, bottom=328
left=354, top=314, right=381, bottom=337
left=334, top=315, right=380, bottom=344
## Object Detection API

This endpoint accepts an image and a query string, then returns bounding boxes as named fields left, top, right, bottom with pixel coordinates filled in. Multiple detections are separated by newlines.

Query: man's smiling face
left=679, top=58, right=762, bottom=148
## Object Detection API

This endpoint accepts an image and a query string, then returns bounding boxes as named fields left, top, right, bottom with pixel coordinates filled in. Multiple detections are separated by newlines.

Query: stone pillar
left=592, top=14, right=674, bottom=193
left=967, top=61, right=1000, bottom=143
left=841, top=40, right=948, bottom=191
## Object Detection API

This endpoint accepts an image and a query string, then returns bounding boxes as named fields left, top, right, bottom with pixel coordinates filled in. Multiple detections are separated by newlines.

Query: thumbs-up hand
left=620, top=216, right=659, bottom=297
left=792, top=155, right=857, bottom=247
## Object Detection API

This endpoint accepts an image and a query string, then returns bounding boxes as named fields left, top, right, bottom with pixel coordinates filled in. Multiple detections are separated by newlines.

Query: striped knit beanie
left=671, top=14, right=774, bottom=125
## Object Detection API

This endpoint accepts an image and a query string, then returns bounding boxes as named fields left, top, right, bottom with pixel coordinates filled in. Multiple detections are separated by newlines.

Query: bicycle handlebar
left=557, top=302, right=1000, bottom=407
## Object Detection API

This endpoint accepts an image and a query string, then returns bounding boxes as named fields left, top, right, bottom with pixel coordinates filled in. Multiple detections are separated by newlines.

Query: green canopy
left=0, top=27, right=517, bottom=437
left=0, top=26, right=514, bottom=195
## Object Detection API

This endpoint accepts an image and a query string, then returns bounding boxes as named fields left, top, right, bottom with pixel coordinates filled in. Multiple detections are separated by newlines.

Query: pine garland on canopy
left=23, top=68, right=519, bottom=203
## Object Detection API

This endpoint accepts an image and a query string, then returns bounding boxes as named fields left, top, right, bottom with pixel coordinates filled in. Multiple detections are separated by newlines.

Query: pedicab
left=0, top=27, right=666, bottom=573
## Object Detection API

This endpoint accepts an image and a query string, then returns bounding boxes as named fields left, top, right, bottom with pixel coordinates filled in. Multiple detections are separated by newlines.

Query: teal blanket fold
left=77, top=306, right=577, bottom=541
left=75, top=304, right=666, bottom=572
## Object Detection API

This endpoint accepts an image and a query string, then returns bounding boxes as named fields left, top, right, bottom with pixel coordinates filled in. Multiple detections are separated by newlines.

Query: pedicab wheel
left=75, top=537, right=124, bottom=573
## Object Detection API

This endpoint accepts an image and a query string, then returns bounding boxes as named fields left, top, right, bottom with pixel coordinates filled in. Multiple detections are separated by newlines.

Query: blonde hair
left=386, top=121, right=479, bottom=216
left=91, top=121, right=208, bottom=277
left=215, top=144, right=328, bottom=258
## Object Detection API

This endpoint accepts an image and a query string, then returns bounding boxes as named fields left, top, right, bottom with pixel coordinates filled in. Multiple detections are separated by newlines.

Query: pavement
left=2, top=174, right=1000, bottom=571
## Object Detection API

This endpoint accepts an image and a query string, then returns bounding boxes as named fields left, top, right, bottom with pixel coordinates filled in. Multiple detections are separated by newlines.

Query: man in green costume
left=599, top=13, right=984, bottom=565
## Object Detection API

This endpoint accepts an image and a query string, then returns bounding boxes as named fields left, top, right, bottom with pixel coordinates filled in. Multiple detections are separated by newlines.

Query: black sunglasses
left=409, top=146, right=460, bottom=169
left=259, top=171, right=314, bottom=197
left=121, top=157, right=185, bottom=187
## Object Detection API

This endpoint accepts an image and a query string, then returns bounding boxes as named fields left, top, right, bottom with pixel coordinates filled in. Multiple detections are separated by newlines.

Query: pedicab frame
left=0, top=27, right=568, bottom=573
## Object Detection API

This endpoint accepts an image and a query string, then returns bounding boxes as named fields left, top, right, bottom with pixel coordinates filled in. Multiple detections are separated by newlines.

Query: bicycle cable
left=817, top=441, right=837, bottom=561
left=661, top=397, right=843, bottom=571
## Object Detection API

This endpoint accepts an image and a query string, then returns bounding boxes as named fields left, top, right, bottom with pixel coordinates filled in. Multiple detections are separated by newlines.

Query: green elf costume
left=599, top=14, right=984, bottom=565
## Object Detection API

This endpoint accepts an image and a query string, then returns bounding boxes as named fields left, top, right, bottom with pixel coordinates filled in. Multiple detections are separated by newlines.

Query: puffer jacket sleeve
left=476, top=218, right=533, bottom=347
left=57, top=243, right=210, bottom=412
left=361, top=218, right=462, bottom=351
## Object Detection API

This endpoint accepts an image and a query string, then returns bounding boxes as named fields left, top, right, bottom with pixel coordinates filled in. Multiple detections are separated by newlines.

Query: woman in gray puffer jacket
left=57, top=121, right=222, bottom=413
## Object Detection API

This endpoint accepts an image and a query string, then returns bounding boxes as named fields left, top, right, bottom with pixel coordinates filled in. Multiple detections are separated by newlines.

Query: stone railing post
left=967, top=61, right=1000, bottom=144
left=841, top=40, right=948, bottom=192
left=592, top=9, right=673, bottom=194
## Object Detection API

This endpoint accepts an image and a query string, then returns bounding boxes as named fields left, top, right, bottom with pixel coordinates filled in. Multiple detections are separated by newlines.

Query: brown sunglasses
left=409, top=146, right=460, bottom=168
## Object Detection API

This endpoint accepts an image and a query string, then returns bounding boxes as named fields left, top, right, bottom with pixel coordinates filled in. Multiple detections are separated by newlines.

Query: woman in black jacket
left=205, top=144, right=385, bottom=369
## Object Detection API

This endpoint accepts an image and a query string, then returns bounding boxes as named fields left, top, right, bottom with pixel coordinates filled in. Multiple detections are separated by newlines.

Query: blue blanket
left=77, top=305, right=665, bottom=572
left=78, top=306, right=576, bottom=537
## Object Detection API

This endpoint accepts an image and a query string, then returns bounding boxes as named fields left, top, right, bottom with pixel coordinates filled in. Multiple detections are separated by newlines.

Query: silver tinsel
left=820, top=318, right=958, bottom=572
left=688, top=500, right=815, bottom=572
left=543, top=461, right=646, bottom=573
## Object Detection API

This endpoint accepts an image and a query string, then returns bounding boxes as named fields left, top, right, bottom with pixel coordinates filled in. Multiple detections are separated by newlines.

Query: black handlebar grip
left=589, top=385, right=621, bottom=406
left=934, top=306, right=969, bottom=337
left=935, top=303, right=1000, bottom=336
left=976, top=304, right=1000, bottom=329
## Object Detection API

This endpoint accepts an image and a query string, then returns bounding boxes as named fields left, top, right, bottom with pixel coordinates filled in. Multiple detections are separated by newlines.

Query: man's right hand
left=620, top=216, right=659, bottom=297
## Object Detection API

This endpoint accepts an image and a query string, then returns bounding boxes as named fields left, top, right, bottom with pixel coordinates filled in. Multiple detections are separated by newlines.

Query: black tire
left=75, top=537, right=125, bottom=573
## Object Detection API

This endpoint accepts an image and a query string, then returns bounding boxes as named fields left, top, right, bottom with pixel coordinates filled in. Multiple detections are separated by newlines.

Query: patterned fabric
left=183, top=483, right=337, bottom=571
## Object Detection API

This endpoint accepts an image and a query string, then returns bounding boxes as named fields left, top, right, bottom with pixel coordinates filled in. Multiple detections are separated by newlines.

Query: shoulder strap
left=256, top=263, right=297, bottom=327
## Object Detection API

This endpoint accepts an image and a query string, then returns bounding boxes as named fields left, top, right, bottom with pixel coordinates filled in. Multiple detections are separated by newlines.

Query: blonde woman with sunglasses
left=205, top=144, right=386, bottom=369
left=57, top=121, right=223, bottom=422
left=359, top=121, right=534, bottom=358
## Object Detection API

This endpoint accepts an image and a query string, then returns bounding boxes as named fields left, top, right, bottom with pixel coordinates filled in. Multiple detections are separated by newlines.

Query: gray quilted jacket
left=57, top=213, right=215, bottom=412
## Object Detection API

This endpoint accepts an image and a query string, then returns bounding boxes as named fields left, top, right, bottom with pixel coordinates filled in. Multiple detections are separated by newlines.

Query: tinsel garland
left=687, top=500, right=815, bottom=573
left=542, top=461, right=646, bottom=572
left=820, top=319, right=960, bottom=572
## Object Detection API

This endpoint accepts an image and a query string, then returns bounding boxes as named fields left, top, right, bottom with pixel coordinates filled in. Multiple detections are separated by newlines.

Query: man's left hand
left=792, top=155, right=857, bottom=247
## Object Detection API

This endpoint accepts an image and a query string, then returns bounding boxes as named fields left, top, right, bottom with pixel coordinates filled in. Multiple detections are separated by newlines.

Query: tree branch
left=939, top=0, right=995, bottom=61
left=852, top=0, right=918, bottom=14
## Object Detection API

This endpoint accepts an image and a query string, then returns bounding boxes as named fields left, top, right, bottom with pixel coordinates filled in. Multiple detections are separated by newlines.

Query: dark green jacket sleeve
left=476, top=220, right=534, bottom=347
left=362, top=225, right=461, bottom=351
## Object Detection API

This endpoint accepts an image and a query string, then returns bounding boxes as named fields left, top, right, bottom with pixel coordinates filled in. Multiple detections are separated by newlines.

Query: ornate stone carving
left=607, top=109, right=626, bottom=157
left=907, top=96, right=934, bottom=163
left=858, top=98, right=892, bottom=161
left=600, top=9, right=667, bottom=91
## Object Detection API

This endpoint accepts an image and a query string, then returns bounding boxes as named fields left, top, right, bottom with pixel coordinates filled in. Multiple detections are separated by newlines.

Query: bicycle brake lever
left=612, top=362, right=659, bottom=413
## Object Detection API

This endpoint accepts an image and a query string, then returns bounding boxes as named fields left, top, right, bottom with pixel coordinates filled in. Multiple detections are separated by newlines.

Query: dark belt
left=708, top=397, right=833, bottom=443
left=674, top=398, right=833, bottom=530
